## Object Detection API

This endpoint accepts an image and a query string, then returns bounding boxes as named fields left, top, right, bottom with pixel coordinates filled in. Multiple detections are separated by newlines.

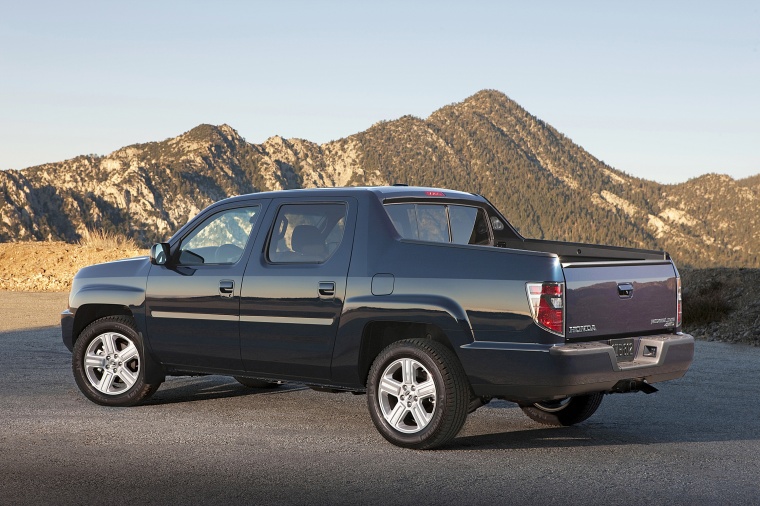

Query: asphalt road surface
left=1, top=292, right=759, bottom=505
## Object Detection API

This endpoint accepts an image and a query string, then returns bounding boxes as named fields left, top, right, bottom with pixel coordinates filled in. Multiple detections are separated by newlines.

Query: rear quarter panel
left=331, top=196, right=565, bottom=386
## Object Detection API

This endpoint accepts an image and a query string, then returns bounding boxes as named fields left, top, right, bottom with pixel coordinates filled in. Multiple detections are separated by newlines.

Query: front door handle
left=318, top=281, right=336, bottom=298
left=220, top=280, right=234, bottom=298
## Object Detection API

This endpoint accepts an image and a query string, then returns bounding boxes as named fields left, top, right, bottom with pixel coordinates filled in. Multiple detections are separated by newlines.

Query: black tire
left=366, top=339, right=470, bottom=450
left=234, top=377, right=282, bottom=389
left=72, top=316, right=161, bottom=407
left=520, top=393, right=604, bottom=426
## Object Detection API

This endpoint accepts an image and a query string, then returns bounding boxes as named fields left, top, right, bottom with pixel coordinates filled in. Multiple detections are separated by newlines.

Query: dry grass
left=78, top=229, right=139, bottom=251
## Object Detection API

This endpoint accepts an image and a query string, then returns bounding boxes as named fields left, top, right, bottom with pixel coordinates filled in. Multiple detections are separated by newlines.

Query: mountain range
left=1, top=90, right=757, bottom=268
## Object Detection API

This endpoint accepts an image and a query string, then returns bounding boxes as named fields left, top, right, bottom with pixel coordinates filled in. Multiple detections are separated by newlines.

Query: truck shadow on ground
left=145, top=376, right=309, bottom=405
left=451, top=407, right=760, bottom=450
left=449, top=425, right=695, bottom=450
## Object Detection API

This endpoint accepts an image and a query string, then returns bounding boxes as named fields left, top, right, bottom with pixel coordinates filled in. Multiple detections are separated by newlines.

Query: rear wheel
left=367, top=339, right=469, bottom=450
left=520, top=393, right=604, bottom=426
left=72, top=316, right=161, bottom=406
left=234, top=377, right=282, bottom=389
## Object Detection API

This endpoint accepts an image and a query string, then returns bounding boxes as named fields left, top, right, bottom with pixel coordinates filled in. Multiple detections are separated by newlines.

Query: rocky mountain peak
left=218, top=123, right=240, bottom=140
left=0, top=90, right=758, bottom=268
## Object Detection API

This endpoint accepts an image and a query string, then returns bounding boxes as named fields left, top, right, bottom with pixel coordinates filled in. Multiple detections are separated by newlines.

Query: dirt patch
left=0, top=241, right=147, bottom=292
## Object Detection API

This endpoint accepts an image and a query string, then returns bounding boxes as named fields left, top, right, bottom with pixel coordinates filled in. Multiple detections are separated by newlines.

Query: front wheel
left=72, top=316, right=161, bottom=407
left=520, top=393, right=604, bottom=426
left=366, top=339, right=470, bottom=450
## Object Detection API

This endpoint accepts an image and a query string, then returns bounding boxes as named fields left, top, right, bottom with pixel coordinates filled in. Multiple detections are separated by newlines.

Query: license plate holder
left=610, top=338, right=635, bottom=362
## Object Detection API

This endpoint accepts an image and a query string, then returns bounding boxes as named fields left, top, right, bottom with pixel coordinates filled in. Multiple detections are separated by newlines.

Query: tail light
left=526, top=282, right=565, bottom=337
left=677, top=277, right=682, bottom=328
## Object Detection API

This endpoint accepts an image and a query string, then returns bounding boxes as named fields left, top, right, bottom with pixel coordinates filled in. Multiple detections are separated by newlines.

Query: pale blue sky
left=1, top=1, right=758, bottom=184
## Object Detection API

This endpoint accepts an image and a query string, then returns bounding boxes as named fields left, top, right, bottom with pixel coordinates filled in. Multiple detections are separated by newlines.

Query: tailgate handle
left=617, top=282, right=634, bottom=299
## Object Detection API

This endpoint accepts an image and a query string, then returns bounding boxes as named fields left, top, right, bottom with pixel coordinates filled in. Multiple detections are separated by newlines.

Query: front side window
left=268, top=203, right=347, bottom=263
left=385, top=203, right=492, bottom=246
left=179, top=205, right=260, bottom=265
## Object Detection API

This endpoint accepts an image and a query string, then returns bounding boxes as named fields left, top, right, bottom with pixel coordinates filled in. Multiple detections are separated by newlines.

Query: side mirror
left=150, top=243, right=170, bottom=265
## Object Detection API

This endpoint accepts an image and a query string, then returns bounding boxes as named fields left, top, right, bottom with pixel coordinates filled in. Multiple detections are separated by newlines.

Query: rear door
left=563, top=261, right=679, bottom=340
left=239, top=197, right=357, bottom=380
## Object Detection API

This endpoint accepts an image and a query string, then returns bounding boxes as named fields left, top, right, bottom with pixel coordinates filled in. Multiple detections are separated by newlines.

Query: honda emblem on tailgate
left=569, top=324, right=597, bottom=334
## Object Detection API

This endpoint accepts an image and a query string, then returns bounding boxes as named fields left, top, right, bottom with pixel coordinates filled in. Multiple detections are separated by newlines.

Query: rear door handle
left=318, top=281, right=336, bottom=298
left=220, top=280, right=234, bottom=298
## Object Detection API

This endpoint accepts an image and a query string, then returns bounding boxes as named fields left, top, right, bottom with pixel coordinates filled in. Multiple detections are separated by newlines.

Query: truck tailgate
left=563, top=261, right=679, bottom=340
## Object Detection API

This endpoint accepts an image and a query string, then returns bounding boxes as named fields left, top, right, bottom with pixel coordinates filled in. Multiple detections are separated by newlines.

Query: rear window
left=384, top=203, right=492, bottom=246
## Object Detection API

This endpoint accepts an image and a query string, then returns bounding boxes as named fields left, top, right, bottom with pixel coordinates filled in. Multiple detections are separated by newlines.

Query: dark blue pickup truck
left=62, top=186, right=694, bottom=449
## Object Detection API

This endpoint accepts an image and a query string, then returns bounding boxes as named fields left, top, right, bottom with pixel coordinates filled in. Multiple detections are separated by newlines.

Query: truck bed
left=501, top=237, right=668, bottom=263
left=497, top=237, right=678, bottom=341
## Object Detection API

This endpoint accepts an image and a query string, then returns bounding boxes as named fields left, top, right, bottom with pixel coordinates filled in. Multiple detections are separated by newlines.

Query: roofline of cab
left=209, top=185, right=485, bottom=205
left=165, top=186, right=488, bottom=246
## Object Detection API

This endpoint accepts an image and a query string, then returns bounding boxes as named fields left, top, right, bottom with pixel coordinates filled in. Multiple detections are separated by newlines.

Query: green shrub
left=682, top=279, right=733, bottom=328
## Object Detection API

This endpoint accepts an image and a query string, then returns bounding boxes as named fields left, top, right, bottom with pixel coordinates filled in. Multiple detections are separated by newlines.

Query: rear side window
left=268, top=203, right=347, bottom=263
left=385, top=203, right=492, bottom=246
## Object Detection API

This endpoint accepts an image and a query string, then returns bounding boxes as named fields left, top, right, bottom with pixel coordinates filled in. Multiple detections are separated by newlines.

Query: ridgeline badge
left=651, top=317, right=676, bottom=327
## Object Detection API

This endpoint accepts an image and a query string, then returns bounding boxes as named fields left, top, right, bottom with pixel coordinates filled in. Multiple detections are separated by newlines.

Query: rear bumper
left=460, top=333, right=694, bottom=403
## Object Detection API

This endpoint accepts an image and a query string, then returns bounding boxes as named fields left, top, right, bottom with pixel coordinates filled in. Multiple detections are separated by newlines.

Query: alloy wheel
left=377, top=358, right=437, bottom=433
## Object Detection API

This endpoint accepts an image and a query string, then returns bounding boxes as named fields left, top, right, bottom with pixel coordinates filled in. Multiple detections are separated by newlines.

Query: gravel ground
left=1, top=292, right=760, bottom=505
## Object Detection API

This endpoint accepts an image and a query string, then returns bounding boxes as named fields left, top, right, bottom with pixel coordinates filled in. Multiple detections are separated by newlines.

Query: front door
left=146, top=202, right=266, bottom=372
left=240, top=198, right=356, bottom=380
